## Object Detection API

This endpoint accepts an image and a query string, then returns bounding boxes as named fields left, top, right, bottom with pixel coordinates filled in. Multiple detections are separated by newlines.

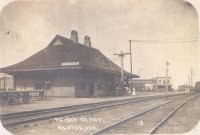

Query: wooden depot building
left=0, top=30, right=138, bottom=97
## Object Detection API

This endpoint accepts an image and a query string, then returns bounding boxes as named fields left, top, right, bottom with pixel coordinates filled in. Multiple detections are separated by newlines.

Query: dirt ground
left=2, top=93, right=198, bottom=135
left=5, top=97, right=173, bottom=135
left=156, top=95, right=200, bottom=134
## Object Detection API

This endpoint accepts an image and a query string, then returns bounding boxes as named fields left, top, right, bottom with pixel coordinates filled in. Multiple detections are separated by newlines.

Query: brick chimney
left=70, top=30, right=78, bottom=44
left=84, top=36, right=91, bottom=47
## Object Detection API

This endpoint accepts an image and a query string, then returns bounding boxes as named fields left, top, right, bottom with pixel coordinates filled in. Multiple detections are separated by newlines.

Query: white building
left=155, top=77, right=172, bottom=91
left=132, top=77, right=173, bottom=91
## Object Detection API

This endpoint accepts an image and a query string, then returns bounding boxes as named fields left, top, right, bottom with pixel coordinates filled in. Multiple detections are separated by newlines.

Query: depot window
left=159, top=80, right=161, bottom=84
left=97, top=82, right=102, bottom=89
left=21, top=83, right=27, bottom=90
left=34, top=82, right=52, bottom=90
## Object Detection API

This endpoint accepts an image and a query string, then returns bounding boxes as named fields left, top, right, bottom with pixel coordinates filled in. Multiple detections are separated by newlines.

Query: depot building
left=0, top=30, right=138, bottom=97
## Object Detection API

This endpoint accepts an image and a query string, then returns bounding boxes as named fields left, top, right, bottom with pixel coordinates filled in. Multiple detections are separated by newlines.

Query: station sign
left=61, top=62, right=79, bottom=66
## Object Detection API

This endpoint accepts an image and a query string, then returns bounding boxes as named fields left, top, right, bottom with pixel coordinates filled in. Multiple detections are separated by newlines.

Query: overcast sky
left=0, top=0, right=200, bottom=88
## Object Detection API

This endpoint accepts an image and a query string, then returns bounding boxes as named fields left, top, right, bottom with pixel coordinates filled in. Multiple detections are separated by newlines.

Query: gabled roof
left=1, top=35, right=138, bottom=78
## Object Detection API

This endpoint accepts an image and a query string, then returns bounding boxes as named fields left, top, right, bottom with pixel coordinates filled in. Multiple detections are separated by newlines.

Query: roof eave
left=0, top=66, right=139, bottom=78
left=0, top=66, right=83, bottom=73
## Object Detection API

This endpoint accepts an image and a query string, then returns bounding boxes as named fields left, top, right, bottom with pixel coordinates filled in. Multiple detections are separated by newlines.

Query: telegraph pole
left=139, top=68, right=144, bottom=76
left=188, top=74, right=191, bottom=86
left=3, top=74, right=6, bottom=91
left=129, top=40, right=133, bottom=93
left=114, top=51, right=130, bottom=92
left=191, top=68, right=193, bottom=86
left=165, top=61, right=169, bottom=93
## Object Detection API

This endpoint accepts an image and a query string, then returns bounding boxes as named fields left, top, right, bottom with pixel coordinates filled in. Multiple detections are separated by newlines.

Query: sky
left=0, top=0, right=200, bottom=89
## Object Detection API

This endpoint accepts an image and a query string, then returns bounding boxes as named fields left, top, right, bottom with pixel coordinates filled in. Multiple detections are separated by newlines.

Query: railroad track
left=90, top=93, right=199, bottom=135
left=0, top=93, right=192, bottom=128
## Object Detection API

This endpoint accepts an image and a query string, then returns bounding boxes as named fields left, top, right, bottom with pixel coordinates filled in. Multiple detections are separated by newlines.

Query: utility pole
left=114, top=51, right=130, bottom=92
left=3, top=74, right=6, bottom=91
left=191, top=68, right=193, bottom=87
left=165, top=61, right=169, bottom=94
left=188, top=74, right=191, bottom=86
left=139, top=68, right=140, bottom=76
left=139, top=68, right=144, bottom=76
left=129, top=40, right=133, bottom=93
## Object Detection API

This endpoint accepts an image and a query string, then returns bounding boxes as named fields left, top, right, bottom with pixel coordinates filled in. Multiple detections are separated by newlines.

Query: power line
left=131, top=39, right=199, bottom=44
left=130, top=34, right=200, bottom=44
left=132, top=35, right=199, bottom=42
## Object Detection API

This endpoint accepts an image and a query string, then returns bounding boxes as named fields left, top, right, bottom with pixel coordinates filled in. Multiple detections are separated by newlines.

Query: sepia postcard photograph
left=0, top=0, right=200, bottom=135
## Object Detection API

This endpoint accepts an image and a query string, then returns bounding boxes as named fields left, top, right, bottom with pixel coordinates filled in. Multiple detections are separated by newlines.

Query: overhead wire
left=132, top=40, right=199, bottom=43
left=131, top=34, right=200, bottom=44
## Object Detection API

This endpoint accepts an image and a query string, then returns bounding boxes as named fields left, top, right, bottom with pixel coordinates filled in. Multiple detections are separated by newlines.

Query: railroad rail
left=1, top=93, right=192, bottom=128
left=90, top=94, right=199, bottom=135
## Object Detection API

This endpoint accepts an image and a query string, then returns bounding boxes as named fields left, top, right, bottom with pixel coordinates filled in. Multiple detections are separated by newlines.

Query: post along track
left=1, top=93, right=194, bottom=128
left=90, top=93, right=199, bottom=135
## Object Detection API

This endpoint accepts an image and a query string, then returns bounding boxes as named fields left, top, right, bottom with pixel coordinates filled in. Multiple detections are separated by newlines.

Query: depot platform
left=0, top=91, right=186, bottom=115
